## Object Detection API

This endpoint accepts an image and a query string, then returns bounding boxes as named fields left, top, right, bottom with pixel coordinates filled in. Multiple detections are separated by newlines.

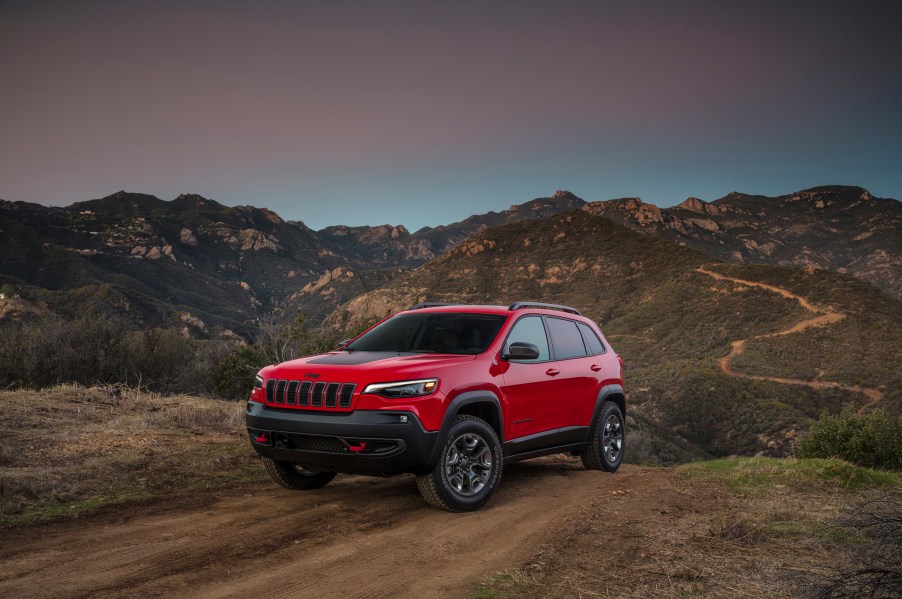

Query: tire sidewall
left=597, top=402, right=625, bottom=470
left=434, top=417, right=502, bottom=510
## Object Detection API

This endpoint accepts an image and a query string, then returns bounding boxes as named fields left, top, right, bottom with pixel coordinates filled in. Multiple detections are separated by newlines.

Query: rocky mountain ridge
left=582, top=185, right=901, bottom=298
left=0, top=190, right=584, bottom=335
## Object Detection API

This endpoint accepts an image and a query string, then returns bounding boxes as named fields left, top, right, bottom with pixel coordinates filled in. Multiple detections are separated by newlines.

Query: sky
left=2, top=0, right=901, bottom=231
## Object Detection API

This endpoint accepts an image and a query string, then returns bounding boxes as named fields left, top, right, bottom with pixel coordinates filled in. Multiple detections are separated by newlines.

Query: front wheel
left=416, top=415, right=503, bottom=512
left=581, top=401, right=625, bottom=472
left=264, top=459, right=336, bottom=490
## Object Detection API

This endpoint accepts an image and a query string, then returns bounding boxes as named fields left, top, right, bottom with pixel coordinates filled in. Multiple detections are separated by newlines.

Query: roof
left=403, top=302, right=585, bottom=318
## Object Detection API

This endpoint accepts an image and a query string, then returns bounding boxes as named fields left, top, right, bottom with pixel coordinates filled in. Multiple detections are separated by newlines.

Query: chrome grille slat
left=339, top=384, right=355, bottom=408
left=325, top=383, right=340, bottom=407
left=286, top=381, right=299, bottom=405
left=298, top=381, right=312, bottom=406
left=265, top=379, right=277, bottom=403
left=311, top=382, right=326, bottom=407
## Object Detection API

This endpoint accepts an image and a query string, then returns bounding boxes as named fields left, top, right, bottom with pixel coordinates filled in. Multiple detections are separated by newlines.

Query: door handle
left=590, top=364, right=602, bottom=372
left=545, top=368, right=560, bottom=376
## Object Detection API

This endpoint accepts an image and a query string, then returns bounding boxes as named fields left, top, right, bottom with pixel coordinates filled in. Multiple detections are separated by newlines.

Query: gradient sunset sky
left=2, top=0, right=901, bottom=230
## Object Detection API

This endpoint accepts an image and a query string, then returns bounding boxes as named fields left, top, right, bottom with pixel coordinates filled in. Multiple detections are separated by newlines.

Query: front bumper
left=245, top=401, right=439, bottom=475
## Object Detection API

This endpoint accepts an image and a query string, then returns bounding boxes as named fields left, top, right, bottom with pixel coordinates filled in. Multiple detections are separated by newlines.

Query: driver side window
left=504, top=316, right=550, bottom=361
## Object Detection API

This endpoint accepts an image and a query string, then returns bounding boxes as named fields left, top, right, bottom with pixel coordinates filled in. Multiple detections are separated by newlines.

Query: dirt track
left=696, top=266, right=883, bottom=410
left=0, top=459, right=671, bottom=599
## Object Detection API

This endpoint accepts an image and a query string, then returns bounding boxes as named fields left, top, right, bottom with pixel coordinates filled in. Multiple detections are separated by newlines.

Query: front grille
left=263, top=378, right=356, bottom=410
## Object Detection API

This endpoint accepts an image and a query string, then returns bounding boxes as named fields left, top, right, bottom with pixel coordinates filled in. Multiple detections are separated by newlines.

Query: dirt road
left=696, top=266, right=884, bottom=410
left=0, top=459, right=671, bottom=599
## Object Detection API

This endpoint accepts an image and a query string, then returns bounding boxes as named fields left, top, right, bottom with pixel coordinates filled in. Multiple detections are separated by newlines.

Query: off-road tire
left=582, top=400, right=625, bottom=472
left=416, top=415, right=503, bottom=512
left=264, top=459, right=337, bottom=490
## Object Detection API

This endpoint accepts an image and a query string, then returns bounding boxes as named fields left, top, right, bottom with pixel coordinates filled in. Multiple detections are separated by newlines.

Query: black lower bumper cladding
left=245, top=402, right=439, bottom=475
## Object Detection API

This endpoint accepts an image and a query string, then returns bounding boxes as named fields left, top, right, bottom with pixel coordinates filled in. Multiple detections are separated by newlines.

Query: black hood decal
left=307, top=351, right=407, bottom=366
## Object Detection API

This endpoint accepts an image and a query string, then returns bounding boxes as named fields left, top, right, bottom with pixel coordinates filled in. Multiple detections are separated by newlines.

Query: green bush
left=797, top=407, right=902, bottom=471
left=211, top=314, right=337, bottom=400
left=212, top=344, right=268, bottom=400
left=0, top=314, right=231, bottom=394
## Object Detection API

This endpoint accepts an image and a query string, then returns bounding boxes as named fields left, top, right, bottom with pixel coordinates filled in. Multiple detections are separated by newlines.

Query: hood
left=260, top=350, right=478, bottom=385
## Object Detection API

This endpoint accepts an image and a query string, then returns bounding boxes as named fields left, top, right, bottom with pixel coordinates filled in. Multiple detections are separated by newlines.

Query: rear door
left=500, top=315, right=561, bottom=439
left=544, top=316, right=596, bottom=428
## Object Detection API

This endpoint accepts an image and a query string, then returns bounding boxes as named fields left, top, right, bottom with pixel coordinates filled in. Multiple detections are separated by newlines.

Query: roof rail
left=508, top=302, right=582, bottom=316
left=406, top=302, right=460, bottom=311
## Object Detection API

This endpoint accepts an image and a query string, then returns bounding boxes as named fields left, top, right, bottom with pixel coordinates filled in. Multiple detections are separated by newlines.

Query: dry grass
left=0, top=385, right=264, bottom=526
left=471, top=460, right=900, bottom=599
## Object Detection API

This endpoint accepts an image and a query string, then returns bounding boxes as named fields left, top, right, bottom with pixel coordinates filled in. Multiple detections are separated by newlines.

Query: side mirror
left=502, top=342, right=541, bottom=360
left=337, top=338, right=353, bottom=349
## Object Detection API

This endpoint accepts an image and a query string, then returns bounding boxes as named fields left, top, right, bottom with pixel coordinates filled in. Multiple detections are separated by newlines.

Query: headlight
left=254, top=374, right=263, bottom=389
left=363, top=378, right=438, bottom=398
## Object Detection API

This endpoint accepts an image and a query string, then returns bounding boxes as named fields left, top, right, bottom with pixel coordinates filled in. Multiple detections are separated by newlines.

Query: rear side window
left=577, top=322, right=606, bottom=355
left=503, top=316, right=550, bottom=361
left=546, top=317, right=587, bottom=359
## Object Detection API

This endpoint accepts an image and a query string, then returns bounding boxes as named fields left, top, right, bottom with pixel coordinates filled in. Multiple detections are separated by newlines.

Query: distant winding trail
left=696, top=266, right=883, bottom=412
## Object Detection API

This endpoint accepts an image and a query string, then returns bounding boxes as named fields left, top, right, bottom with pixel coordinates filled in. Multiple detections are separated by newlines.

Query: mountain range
left=1, top=185, right=898, bottom=338
left=1, top=184, right=900, bottom=462
left=0, top=190, right=585, bottom=335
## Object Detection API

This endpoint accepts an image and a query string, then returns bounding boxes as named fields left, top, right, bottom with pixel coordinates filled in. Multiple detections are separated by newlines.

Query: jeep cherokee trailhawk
left=246, top=302, right=625, bottom=512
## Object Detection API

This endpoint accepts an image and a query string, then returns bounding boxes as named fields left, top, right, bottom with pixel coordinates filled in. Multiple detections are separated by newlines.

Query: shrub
left=0, top=315, right=230, bottom=395
left=797, top=407, right=902, bottom=471
left=212, top=344, right=268, bottom=400
left=212, top=314, right=337, bottom=400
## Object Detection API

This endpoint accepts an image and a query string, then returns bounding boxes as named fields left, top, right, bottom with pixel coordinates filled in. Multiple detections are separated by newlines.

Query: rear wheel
left=416, top=415, right=502, bottom=512
left=581, top=401, right=625, bottom=472
left=264, top=459, right=336, bottom=490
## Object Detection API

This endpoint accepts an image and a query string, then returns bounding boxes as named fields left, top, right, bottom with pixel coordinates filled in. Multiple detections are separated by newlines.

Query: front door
left=501, top=315, right=560, bottom=440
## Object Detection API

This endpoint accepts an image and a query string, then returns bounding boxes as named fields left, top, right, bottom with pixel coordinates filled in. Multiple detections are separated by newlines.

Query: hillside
left=2, top=185, right=897, bottom=338
left=324, top=209, right=902, bottom=461
left=0, top=191, right=582, bottom=335
left=582, top=185, right=902, bottom=299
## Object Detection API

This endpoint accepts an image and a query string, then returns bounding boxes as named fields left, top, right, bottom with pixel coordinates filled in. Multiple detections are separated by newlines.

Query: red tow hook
left=254, top=433, right=270, bottom=444
left=347, top=442, right=367, bottom=453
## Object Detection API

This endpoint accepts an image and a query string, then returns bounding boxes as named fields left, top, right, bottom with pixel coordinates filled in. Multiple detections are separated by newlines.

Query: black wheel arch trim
left=585, top=384, right=626, bottom=442
left=424, top=390, right=503, bottom=471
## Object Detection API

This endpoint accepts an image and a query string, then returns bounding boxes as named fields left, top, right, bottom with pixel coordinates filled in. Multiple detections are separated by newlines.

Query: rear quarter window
left=577, top=322, right=606, bottom=355
left=546, top=317, right=587, bottom=360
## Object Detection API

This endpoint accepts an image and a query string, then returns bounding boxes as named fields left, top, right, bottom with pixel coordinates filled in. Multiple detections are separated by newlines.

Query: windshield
left=346, top=312, right=507, bottom=355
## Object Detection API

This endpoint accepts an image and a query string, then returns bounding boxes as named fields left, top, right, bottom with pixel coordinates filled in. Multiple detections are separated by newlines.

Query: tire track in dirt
left=0, top=459, right=640, bottom=599
left=696, top=266, right=883, bottom=412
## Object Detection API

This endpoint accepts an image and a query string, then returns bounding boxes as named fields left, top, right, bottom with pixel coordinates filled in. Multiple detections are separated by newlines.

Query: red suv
left=246, top=302, right=625, bottom=511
